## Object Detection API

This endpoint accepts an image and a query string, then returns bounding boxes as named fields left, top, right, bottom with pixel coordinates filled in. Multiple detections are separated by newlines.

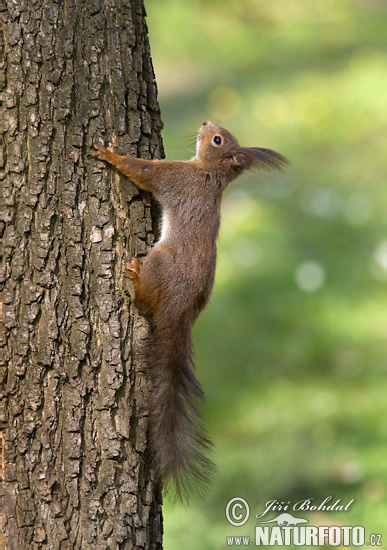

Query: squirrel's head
left=195, top=121, right=288, bottom=179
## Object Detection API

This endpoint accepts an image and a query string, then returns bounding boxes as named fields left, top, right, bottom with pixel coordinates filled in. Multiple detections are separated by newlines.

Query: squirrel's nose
left=202, top=120, right=213, bottom=127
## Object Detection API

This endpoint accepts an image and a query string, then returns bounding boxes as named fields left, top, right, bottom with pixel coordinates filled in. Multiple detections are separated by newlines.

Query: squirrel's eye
left=213, top=135, right=222, bottom=146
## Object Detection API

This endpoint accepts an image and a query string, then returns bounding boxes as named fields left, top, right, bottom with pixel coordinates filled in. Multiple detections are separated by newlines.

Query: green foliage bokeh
left=146, top=1, right=387, bottom=548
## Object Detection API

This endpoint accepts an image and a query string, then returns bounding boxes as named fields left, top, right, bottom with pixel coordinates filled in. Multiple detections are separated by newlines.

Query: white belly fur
left=158, top=210, right=170, bottom=243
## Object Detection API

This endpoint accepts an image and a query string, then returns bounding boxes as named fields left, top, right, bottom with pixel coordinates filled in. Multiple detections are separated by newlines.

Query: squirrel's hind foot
left=124, top=258, right=141, bottom=281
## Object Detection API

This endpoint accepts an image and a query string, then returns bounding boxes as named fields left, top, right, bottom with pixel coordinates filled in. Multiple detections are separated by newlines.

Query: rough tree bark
left=0, top=0, right=164, bottom=548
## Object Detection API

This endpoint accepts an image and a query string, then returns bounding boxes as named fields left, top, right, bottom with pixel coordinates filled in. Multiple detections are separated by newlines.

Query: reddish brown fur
left=91, top=121, right=288, bottom=497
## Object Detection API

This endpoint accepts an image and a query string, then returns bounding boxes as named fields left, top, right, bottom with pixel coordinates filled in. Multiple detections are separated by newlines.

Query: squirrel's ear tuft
left=222, top=148, right=289, bottom=172
left=249, top=147, right=289, bottom=172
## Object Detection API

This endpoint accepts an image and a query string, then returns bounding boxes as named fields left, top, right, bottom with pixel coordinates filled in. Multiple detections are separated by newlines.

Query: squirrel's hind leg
left=124, top=258, right=161, bottom=318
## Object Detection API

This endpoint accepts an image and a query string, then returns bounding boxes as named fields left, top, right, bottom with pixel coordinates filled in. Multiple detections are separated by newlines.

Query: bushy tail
left=146, top=317, right=214, bottom=499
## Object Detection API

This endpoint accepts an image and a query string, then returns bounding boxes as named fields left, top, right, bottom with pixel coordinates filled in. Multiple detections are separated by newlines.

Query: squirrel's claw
left=90, top=144, right=115, bottom=160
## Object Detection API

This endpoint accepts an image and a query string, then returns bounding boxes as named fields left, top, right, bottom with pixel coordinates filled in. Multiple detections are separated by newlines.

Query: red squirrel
left=91, top=121, right=288, bottom=497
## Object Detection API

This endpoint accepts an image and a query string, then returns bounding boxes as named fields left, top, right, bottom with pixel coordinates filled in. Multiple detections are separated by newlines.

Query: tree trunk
left=0, top=0, right=164, bottom=548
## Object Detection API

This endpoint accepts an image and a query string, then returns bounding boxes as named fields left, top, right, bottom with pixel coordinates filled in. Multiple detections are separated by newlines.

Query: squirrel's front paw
left=90, top=144, right=115, bottom=161
left=124, top=258, right=141, bottom=280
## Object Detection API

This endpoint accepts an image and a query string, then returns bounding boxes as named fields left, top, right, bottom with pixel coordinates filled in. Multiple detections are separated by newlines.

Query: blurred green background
left=146, top=1, right=387, bottom=548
